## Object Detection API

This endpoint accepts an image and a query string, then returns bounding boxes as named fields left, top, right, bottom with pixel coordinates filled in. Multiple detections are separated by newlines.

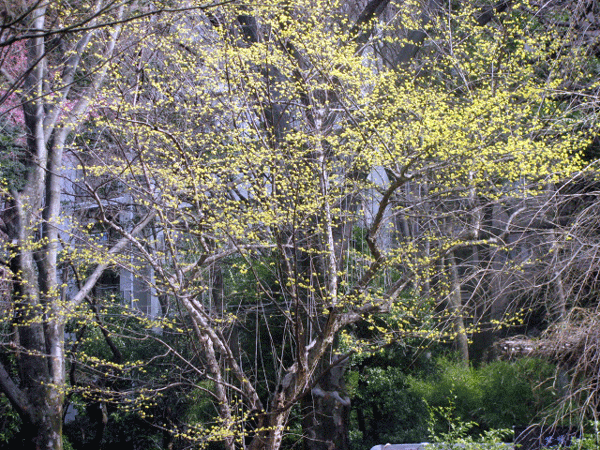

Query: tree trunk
left=448, top=252, right=469, bottom=364
left=0, top=3, right=125, bottom=449
left=302, top=360, right=350, bottom=450
left=10, top=241, right=65, bottom=450
left=18, top=393, right=63, bottom=450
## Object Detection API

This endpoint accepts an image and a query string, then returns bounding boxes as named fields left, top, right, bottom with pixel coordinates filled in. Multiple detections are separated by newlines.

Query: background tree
left=0, top=1, right=221, bottom=449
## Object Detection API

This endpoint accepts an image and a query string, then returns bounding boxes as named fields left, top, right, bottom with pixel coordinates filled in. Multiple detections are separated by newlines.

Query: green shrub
left=408, top=357, right=559, bottom=434
left=350, top=366, right=429, bottom=449
left=409, top=358, right=483, bottom=434
left=426, top=406, right=512, bottom=450
left=349, top=352, right=559, bottom=449
left=477, top=358, right=558, bottom=429
left=573, top=433, right=600, bottom=450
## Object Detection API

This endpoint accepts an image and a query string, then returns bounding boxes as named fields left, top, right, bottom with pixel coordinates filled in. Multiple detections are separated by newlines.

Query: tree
left=80, top=1, right=588, bottom=449
left=0, top=2, right=219, bottom=449
left=368, top=0, right=600, bottom=365
left=0, top=1, right=592, bottom=449
left=496, top=174, right=600, bottom=425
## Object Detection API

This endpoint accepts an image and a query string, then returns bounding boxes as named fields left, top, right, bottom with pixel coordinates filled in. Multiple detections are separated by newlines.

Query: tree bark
left=302, top=360, right=350, bottom=450
left=448, top=252, right=469, bottom=364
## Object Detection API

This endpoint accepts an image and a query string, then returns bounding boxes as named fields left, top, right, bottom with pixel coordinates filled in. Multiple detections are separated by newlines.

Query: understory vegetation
left=348, top=353, right=560, bottom=449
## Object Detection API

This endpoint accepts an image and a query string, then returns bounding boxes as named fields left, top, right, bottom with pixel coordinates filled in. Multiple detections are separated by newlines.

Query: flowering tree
left=82, top=1, right=588, bottom=449
left=0, top=2, right=218, bottom=449
left=0, top=0, right=592, bottom=449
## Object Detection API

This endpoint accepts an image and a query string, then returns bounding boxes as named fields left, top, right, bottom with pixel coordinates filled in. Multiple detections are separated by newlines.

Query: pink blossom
left=0, top=40, right=26, bottom=80
left=0, top=90, right=25, bottom=127
left=0, top=41, right=26, bottom=128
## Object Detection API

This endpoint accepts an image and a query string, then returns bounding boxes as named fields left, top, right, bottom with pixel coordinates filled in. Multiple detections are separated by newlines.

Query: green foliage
left=0, top=394, right=20, bottom=445
left=410, top=359, right=483, bottom=434
left=427, top=402, right=480, bottom=443
left=62, top=435, right=75, bottom=450
left=349, top=346, right=438, bottom=449
left=348, top=349, right=537, bottom=450
left=0, top=127, right=27, bottom=191
left=476, top=359, right=559, bottom=428
left=408, top=357, right=559, bottom=433
left=64, top=406, right=163, bottom=450
left=428, top=401, right=513, bottom=446
left=62, top=294, right=217, bottom=450
left=351, top=366, right=429, bottom=448
left=427, top=416, right=512, bottom=450
left=573, top=431, right=600, bottom=450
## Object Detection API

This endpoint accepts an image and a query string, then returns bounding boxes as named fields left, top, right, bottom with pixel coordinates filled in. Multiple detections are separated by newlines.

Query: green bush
left=0, top=394, right=20, bottom=444
left=426, top=406, right=512, bottom=450
left=350, top=366, right=430, bottom=449
left=349, top=351, right=560, bottom=449
left=477, top=358, right=558, bottom=429
left=408, top=357, right=559, bottom=434
left=409, top=358, right=483, bottom=434
left=573, top=432, right=600, bottom=450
